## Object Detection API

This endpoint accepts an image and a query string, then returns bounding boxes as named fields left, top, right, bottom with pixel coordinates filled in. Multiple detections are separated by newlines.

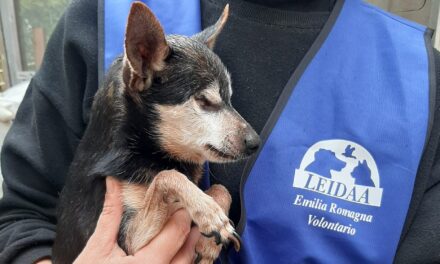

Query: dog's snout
left=244, top=131, right=260, bottom=155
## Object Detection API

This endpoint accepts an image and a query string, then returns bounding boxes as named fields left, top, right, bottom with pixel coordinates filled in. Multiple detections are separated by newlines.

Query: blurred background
left=0, top=0, right=69, bottom=197
left=0, top=0, right=439, bottom=197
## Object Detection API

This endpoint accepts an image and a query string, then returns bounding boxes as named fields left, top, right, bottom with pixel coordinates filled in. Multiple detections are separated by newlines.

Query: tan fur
left=155, top=93, right=252, bottom=164
left=155, top=101, right=208, bottom=164
left=122, top=181, right=177, bottom=254
left=120, top=170, right=237, bottom=259
left=202, top=82, right=222, bottom=105
left=215, top=108, right=251, bottom=157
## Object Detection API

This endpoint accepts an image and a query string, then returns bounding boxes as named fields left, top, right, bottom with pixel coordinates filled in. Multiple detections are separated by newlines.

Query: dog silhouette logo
left=351, top=160, right=375, bottom=187
left=305, top=149, right=346, bottom=178
left=293, top=140, right=383, bottom=207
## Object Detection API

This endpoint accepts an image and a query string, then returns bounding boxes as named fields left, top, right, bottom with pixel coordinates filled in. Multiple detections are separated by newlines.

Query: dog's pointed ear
left=123, top=2, right=169, bottom=92
left=193, top=4, right=229, bottom=49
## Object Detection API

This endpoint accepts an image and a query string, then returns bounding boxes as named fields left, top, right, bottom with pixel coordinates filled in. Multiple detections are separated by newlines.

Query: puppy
left=52, top=2, right=260, bottom=264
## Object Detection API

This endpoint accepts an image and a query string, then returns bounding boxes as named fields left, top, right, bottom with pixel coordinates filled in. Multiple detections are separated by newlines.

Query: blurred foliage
left=15, top=0, right=69, bottom=71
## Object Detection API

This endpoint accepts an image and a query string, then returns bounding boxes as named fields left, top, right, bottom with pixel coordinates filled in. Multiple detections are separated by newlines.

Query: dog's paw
left=189, top=184, right=241, bottom=255
left=194, top=199, right=241, bottom=250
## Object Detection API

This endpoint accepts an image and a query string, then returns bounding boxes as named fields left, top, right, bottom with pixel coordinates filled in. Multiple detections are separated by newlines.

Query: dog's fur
left=52, top=2, right=260, bottom=263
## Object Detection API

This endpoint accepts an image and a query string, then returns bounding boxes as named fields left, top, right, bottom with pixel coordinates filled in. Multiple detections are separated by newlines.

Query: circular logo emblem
left=293, top=140, right=383, bottom=206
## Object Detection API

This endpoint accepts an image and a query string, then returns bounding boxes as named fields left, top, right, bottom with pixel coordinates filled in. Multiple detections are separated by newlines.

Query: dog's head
left=120, top=2, right=260, bottom=164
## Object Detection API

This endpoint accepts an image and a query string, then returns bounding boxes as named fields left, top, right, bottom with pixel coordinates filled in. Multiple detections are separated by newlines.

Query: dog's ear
left=193, top=4, right=229, bottom=49
left=124, top=2, right=169, bottom=92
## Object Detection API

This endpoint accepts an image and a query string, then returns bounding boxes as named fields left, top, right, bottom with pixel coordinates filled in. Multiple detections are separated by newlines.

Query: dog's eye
left=195, top=95, right=220, bottom=112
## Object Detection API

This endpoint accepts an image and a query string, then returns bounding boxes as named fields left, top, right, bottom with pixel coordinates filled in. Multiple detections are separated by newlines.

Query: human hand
left=73, top=177, right=200, bottom=264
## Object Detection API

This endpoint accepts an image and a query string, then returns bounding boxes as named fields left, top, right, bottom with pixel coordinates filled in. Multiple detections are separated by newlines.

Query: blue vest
left=102, top=0, right=434, bottom=263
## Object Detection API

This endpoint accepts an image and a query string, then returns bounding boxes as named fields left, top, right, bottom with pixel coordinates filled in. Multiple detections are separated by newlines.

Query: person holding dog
left=1, top=0, right=440, bottom=263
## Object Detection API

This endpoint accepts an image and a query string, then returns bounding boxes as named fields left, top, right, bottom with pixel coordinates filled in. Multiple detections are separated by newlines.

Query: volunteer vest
left=102, top=0, right=434, bottom=263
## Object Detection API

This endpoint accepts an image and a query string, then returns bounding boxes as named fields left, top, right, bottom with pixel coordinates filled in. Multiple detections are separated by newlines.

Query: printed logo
left=293, top=140, right=383, bottom=207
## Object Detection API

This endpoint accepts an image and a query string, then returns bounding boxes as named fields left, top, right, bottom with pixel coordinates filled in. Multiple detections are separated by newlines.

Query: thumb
left=89, top=177, right=123, bottom=246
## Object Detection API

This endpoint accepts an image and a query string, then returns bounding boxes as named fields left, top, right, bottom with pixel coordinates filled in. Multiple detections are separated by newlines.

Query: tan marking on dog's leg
left=122, top=182, right=181, bottom=254
left=121, top=170, right=239, bottom=256
left=147, top=171, right=238, bottom=249
left=195, top=184, right=232, bottom=263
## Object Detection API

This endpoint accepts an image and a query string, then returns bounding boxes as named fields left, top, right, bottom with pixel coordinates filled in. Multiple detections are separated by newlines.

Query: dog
left=305, top=149, right=346, bottom=178
left=52, top=2, right=260, bottom=263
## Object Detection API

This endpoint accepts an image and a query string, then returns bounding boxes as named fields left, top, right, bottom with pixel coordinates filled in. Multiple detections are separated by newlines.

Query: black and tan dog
left=52, top=2, right=260, bottom=264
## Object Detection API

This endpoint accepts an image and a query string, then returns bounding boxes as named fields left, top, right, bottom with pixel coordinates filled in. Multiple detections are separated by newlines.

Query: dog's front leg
left=120, top=180, right=181, bottom=255
left=120, top=170, right=240, bottom=258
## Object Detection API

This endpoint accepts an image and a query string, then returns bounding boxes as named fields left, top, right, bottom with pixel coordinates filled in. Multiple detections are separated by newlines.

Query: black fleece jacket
left=0, top=0, right=439, bottom=263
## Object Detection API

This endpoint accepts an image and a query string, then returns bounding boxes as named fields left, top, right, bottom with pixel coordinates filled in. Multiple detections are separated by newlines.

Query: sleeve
left=393, top=49, right=440, bottom=263
left=0, top=0, right=99, bottom=263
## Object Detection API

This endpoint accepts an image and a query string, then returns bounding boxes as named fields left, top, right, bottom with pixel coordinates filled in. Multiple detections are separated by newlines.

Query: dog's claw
left=229, top=231, right=242, bottom=251
left=201, top=229, right=241, bottom=251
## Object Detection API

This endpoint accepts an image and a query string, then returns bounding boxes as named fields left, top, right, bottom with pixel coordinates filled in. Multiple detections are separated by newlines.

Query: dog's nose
left=244, top=133, right=261, bottom=155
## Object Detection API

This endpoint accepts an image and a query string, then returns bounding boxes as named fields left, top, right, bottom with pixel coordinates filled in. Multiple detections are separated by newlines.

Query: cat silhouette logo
left=293, top=140, right=383, bottom=207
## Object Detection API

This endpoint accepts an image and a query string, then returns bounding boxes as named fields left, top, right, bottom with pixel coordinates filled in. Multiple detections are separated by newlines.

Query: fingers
left=171, top=227, right=201, bottom=264
left=89, top=177, right=123, bottom=248
left=135, top=209, right=192, bottom=263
